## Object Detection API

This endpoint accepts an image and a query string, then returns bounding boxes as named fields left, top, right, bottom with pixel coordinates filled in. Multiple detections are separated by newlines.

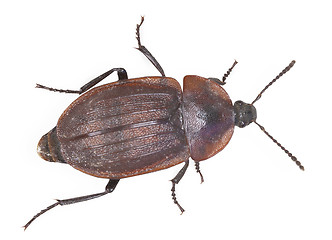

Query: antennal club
left=252, top=60, right=296, bottom=105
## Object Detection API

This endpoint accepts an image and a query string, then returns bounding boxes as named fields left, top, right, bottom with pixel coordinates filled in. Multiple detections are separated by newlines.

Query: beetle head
left=233, top=100, right=257, bottom=128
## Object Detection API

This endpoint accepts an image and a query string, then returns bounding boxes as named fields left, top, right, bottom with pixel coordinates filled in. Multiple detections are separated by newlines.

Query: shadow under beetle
left=24, top=17, right=304, bottom=230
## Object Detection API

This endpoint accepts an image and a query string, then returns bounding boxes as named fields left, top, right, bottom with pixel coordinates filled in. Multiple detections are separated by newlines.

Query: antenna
left=252, top=60, right=295, bottom=105
left=251, top=60, right=304, bottom=170
left=254, top=121, right=304, bottom=170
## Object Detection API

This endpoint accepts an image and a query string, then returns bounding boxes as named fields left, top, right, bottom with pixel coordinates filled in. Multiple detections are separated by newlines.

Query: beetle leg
left=222, top=60, right=238, bottom=84
left=36, top=68, right=128, bottom=94
left=23, top=179, right=120, bottom=230
left=170, top=160, right=189, bottom=214
left=135, top=16, right=166, bottom=77
left=208, top=60, right=238, bottom=85
left=194, top=161, right=204, bottom=183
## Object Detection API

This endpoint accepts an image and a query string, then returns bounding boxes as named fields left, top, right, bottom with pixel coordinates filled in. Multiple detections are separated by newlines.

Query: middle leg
left=136, top=16, right=166, bottom=77
left=170, top=160, right=189, bottom=213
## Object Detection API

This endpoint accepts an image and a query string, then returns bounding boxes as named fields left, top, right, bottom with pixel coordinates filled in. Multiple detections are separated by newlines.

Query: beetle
left=24, top=17, right=303, bottom=229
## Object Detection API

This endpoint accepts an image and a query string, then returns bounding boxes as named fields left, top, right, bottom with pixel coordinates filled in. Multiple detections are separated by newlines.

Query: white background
left=1, top=0, right=331, bottom=239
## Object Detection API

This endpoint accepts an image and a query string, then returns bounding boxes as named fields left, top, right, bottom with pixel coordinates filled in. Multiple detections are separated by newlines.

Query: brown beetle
left=24, top=17, right=303, bottom=229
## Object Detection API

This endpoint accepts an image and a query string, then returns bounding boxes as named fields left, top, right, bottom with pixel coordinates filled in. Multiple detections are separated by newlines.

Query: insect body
left=24, top=17, right=303, bottom=229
